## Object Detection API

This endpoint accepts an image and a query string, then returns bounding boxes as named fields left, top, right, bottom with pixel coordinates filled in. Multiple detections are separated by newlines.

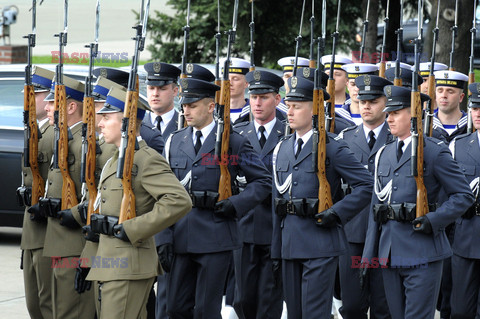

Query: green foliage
left=147, top=0, right=362, bottom=69
left=32, top=55, right=148, bottom=67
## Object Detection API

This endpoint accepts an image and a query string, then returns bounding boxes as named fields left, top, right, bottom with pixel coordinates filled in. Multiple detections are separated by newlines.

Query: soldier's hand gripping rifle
left=117, top=0, right=150, bottom=223
left=359, top=0, right=371, bottom=63
left=178, top=0, right=191, bottom=130
left=325, top=0, right=342, bottom=133
left=411, top=1, right=428, bottom=224
left=215, top=0, right=239, bottom=202
left=378, top=0, right=390, bottom=78
left=23, top=0, right=44, bottom=206
left=449, top=0, right=459, bottom=71
left=80, top=0, right=100, bottom=224
left=394, top=0, right=404, bottom=86
left=467, top=0, right=477, bottom=134
left=424, top=0, right=440, bottom=137
left=53, top=0, right=78, bottom=210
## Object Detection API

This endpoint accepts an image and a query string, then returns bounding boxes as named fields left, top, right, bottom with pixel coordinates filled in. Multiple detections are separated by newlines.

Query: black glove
left=359, top=267, right=369, bottom=291
left=74, top=266, right=92, bottom=294
left=412, top=216, right=433, bottom=234
left=58, top=209, right=80, bottom=229
left=272, top=258, right=282, bottom=289
left=113, top=224, right=130, bottom=242
left=214, top=199, right=237, bottom=219
left=82, top=225, right=99, bottom=242
left=157, top=243, right=174, bottom=273
left=27, top=203, right=47, bottom=223
left=314, top=208, right=340, bottom=228
left=78, top=201, right=89, bottom=225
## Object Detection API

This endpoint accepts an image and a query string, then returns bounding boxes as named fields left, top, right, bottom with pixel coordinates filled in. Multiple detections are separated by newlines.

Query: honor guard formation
left=15, top=0, right=480, bottom=318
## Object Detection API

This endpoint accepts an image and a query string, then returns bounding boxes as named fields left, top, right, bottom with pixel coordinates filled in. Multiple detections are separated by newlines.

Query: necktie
left=295, top=138, right=303, bottom=159
left=368, top=130, right=376, bottom=150
left=258, top=126, right=267, bottom=148
left=194, top=131, right=202, bottom=155
left=155, top=115, right=163, bottom=132
left=397, top=140, right=404, bottom=161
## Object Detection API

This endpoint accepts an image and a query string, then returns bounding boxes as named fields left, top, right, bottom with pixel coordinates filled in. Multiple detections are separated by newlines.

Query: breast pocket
left=377, top=165, right=391, bottom=186
left=276, top=160, right=290, bottom=181
left=170, top=157, right=188, bottom=176
left=460, top=164, right=476, bottom=178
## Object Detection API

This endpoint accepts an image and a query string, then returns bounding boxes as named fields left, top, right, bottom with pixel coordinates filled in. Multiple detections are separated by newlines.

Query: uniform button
left=193, top=176, right=198, bottom=180
left=174, top=162, right=178, bottom=166
left=194, top=163, right=198, bottom=167
left=294, top=166, right=299, bottom=171
left=103, top=186, right=107, bottom=190
left=394, top=172, right=399, bottom=176
left=49, top=182, right=52, bottom=185
left=24, top=173, right=27, bottom=176
left=392, top=201, right=397, bottom=204
left=102, top=198, right=106, bottom=203
left=369, top=159, right=373, bottom=163
left=293, top=182, right=298, bottom=186
left=393, top=186, right=398, bottom=190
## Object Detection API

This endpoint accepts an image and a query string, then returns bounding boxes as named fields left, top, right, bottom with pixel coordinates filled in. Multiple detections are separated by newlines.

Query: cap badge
left=253, top=70, right=261, bottom=81
left=385, top=86, right=392, bottom=97
left=355, top=65, right=360, bottom=72
left=477, top=83, right=480, bottom=93
left=291, top=76, right=298, bottom=88
left=302, top=68, right=310, bottom=78
left=181, top=78, right=188, bottom=90
left=153, top=62, right=161, bottom=73
left=444, top=72, right=449, bottom=79
left=290, top=58, right=295, bottom=65
left=364, top=75, right=371, bottom=86
left=100, top=68, right=108, bottom=77
left=186, top=63, right=194, bottom=74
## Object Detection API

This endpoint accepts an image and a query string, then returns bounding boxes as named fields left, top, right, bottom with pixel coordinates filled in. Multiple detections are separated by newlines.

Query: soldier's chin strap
left=272, top=139, right=292, bottom=195
left=374, top=144, right=392, bottom=203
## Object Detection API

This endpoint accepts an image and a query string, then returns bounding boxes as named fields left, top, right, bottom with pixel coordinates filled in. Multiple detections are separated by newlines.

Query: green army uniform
left=20, top=119, right=54, bottom=319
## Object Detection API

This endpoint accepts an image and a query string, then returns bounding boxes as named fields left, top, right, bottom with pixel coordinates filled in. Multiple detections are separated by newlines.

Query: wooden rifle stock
left=82, top=95, right=97, bottom=224
left=25, top=84, right=45, bottom=206
left=394, top=78, right=402, bottom=87
left=378, top=62, right=386, bottom=79
left=309, top=60, right=316, bottom=68
left=326, top=78, right=336, bottom=133
left=426, top=74, right=436, bottom=136
left=118, top=89, right=139, bottom=224
left=217, top=79, right=232, bottom=201
left=56, top=84, right=78, bottom=210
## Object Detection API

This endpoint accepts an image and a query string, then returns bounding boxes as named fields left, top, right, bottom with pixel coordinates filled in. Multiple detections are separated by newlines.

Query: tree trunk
left=383, top=0, right=400, bottom=62
left=365, top=0, right=379, bottom=61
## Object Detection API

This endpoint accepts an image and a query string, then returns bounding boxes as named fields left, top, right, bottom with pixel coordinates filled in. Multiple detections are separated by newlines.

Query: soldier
left=320, top=54, right=352, bottom=107
left=271, top=76, right=374, bottom=318
left=220, top=57, right=250, bottom=124
left=163, top=78, right=272, bottom=318
left=449, top=82, right=480, bottom=318
left=277, top=56, right=309, bottom=94
left=337, top=75, right=393, bottom=319
left=20, top=66, right=55, bottom=319
left=385, top=66, right=423, bottom=90
left=417, top=62, right=447, bottom=97
left=340, top=63, right=378, bottom=125
left=362, top=85, right=474, bottom=319
left=432, top=70, right=470, bottom=143
left=232, top=70, right=285, bottom=319
left=84, top=86, right=192, bottom=318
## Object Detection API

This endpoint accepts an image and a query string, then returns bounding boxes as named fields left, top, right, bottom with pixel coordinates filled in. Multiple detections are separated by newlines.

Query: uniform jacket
left=338, top=122, right=394, bottom=243
left=20, top=121, right=53, bottom=250
left=432, top=112, right=468, bottom=144
left=165, top=124, right=272, bottom=254
left=142, top=110, right=179, bottom=142
left=87, top=140, right=192, bottom=281
left=233, top=118, right=285, bottom=245
left=363, top=137, right=474, bottom=267
left=450, top=132, right=480, bottom=259
left=271, top=133, right=374, bottom=259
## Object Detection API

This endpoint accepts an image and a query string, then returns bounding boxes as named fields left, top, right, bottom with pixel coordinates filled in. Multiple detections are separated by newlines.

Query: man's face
left=325, top=69, right=348, bottom=93
left=94, top=102, right=105, bottom=133
left=98, top=112, right=123, bottom=146
left=147, top=83, right=178, bottom=115
left=286, top=100, right=313, bottom=133
left=282, top=71, right=293, bottom=94
left=347, top=79, right=359, bottom=103
left=34, top=91, right=49, bottom=120
left=359, top=96, right=387, bottom=127
left=183, top=99, right=214, bottom=130
left=387, top=107, right=411, bottom=140
left=44, top=100, right=55, bottom=126
left=250, top=92, right=280, bottom=123
left=420, top=77, right=429, bottom=95
left=472, top=107, right=480, bottom=130
left=229, top=73, right=248, bottom=98
left=436, top=86, right=464, bottom=114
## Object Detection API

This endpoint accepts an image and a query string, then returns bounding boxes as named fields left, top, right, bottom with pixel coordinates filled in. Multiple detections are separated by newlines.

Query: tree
left=146, top=0, right=362, bottom=68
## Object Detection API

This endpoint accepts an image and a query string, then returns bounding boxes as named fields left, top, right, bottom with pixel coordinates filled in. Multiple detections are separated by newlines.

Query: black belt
left=374, top=202, right=438, bottom=224
left=16, top=186, right=32, bottom=207
left=90, top=214, right=119, bottom=236
left=462, top=202, right=480, bottom=219
left=274, top=198, right=319, bottom=218
left=39, top=197, right=62, bottom=218
left=190, top=191, right=219, bottom=209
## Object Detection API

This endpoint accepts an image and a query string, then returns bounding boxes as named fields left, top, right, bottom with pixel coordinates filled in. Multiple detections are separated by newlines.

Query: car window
left=0, top=78, right=23, bottom=129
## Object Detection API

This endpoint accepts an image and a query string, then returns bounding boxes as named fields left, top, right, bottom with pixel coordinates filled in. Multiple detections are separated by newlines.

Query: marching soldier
left=449, top=83, right=480, bottom=318
left=363, top=85, right=474, bottom=319
left=432, top=70, right=470, bottom=143
left=232, top=70, right=285, bottom=319
left=221, top=57, right=251, bottom=124
left=271, top=75, right=374, bottom=318
left=320, top=54, right=352, bottom=107
left=85, top=87, right=192, bottom=319
left=163, top=78, right=272, bottom=318
left=277, top=56, right=309, bottom=94
left=20, top=66, right=55, bottom=319
left=417, top=62, right=448, bottom=97
left=337, top=75, right=393, bottom=319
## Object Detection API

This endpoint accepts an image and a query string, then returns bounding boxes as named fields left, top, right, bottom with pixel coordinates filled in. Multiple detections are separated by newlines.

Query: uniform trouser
left=338, top=242, right=391, bottom=319
left=23, top=248, right=53, bottom=319
left=224, top=252, right=236, bottom=306
left=167, top=251, right=231, bottom=319
left=451, top=254, right=480, bottom=318
left=51, top=256, right=95, bottom=319
left=283, top=256, right=338, bottom=319
left=97, top=277, right=155, bottom=319
left=155, top=273, right=169, bottom=319
left=439, top=224, right=455, bottom=318
left=382, top=260, right=443, bottom=319
left=232, top=243, right=283, bottom=319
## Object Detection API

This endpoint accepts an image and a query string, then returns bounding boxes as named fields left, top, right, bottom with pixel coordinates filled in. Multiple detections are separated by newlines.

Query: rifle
left=394, top=0, right=404, bottom=86
left=249, top=0, right=255, bottom=122
left=449, top=0, right=458, bottom=71
left=411, top=0, right=428, bottom=222
left=214, top=0, right=222, bottom=124
left=378, top=0, right=390, bottom=78
left=309, top=0, right=316, bottom=68
left=467, top=0, right=477, bottom=134
left=317, top=0, right=327, bottom=72
left=424, top=0, right=440, bottom=137
left=80, top=0, right=100, bottom=224
left=359, top=0, right=371, bottom=63
left=52, top=0, right=78, bottom=210
left=178, top=0, right=191, bottom=130
left=23, top=0, right=44, bottom=206
left=117, top=0, right=150, bottom=223
left=325, top=0, right=341, bottom=133
left=215, top=0, right=239, bottom=202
